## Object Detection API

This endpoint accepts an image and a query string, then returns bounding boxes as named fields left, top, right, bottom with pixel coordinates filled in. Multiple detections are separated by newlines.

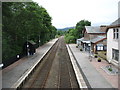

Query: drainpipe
left=89, top=37, right=92, bottom=61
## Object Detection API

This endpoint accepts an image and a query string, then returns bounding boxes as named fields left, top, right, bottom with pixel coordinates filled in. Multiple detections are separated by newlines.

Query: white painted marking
left=66, top=45, right=88, bottom=89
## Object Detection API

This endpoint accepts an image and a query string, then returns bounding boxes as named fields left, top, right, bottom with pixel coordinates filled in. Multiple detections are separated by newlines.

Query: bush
left=108, top=68, right=112, bottom=71
left=65, top=35, right=76, bottom=44
left=97, top=51, right=107, bottom=60
left=55, top=35, right=60, bottom=38
left=95, top=52, right=98, bottom=54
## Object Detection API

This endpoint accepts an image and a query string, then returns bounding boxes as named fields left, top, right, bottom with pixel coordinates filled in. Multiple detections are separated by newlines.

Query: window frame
left=113, top=28, right=119, bottom=39
left=112, top=48, right=119, bottom=61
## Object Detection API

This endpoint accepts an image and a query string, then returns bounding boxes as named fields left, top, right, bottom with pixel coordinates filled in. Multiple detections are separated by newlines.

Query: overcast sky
left=33, top=0, right=119, bottom=29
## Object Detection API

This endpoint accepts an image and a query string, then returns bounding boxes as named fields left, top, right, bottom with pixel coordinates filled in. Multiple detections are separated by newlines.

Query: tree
left=75, top=20, right=91, bottom=38
left=2, top=2, right=57, bottom=61
left=65, top=20, right=91, bottom=43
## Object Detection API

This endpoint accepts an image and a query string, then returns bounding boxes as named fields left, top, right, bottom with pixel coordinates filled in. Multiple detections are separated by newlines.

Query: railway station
left=1, top=1, right=119, bottom=90
left=2, top=37, right=117, bottom=89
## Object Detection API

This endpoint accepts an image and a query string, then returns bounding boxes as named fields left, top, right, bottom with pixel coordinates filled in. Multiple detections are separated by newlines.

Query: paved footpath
left=2, top=38, right=58, bottom=88
left=69, top=44, right=114, bottom=88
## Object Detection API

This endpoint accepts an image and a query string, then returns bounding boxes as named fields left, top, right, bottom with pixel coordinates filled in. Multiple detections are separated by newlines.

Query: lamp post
left=27, top=35, right=29, bottom=56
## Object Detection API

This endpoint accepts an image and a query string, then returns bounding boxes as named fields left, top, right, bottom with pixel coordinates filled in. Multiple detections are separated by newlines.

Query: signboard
left=97, top=44, right=103, bottom=50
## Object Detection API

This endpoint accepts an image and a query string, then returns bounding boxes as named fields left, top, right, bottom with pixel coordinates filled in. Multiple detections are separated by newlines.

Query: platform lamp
left=0, top=64, right=3, bottom=69
left=39, top=35, right=41, bottom=46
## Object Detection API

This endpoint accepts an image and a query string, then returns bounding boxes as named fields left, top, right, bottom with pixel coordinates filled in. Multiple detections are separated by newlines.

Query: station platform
left=2, top=38, right=58, bottom=88
left=68, top=44, right=114, bottom=88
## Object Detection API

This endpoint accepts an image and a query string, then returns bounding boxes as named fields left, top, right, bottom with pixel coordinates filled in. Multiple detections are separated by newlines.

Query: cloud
left=33, top=0, right=119, bottom=28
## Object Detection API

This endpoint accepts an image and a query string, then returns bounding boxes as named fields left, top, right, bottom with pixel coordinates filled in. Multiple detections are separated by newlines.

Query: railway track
left=21, top=37, right=79, bottom=89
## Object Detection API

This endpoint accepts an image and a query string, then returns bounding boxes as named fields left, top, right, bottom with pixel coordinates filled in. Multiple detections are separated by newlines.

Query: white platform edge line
left=66, top=45, right=88, bottom=89
left=11, top=38, right=58, bottom=88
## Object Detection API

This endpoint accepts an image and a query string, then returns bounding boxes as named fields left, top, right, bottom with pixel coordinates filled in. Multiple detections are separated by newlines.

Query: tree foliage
left=75, top=20, right=91, bottom=38
left=65, top=20, right=91, bottom=43
left=2, top=2, right=57, bottom=61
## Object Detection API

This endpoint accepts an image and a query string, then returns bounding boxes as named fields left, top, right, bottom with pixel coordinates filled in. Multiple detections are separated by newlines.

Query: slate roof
left=77, top=36, right=106, bottom=44
left=28, top=40, right=36, bottom=45
left=85, top=26, right=106, bottom=34
left=106, top=18, right=120, bottom=32
left=77, top=37, right=84, bottom=41
left=77, top=37, right=90, bottom=43
left=91, top=36, right=106, bottom=43
left=110, top=18, right=120, bottom=26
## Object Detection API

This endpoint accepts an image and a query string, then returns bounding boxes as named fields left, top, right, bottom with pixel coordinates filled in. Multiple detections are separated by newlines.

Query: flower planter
left=80, top=48, right=83, bottom=51
left=98, top=60, right=101, bottom=62
left=98, top=58, right=101, bottom=62
left=94, top=54, right=98, bottom=58
left=76, top=46, right=78, bottom=48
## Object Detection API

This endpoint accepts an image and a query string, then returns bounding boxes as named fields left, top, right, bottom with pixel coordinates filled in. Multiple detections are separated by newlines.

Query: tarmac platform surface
left=69, top=44, right=113, bottom=88
left=2, top=40, right=115, bottom=89
left=2, top=38, right=58, bottom=88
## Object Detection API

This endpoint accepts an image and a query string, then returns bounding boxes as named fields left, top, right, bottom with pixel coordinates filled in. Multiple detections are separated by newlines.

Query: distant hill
left=57, top=26, right=75, bottom=31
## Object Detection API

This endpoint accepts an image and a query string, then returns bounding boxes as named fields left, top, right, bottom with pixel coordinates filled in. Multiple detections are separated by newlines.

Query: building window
left=112, top=49, right=119, bottom=61
left=113, top=28, right=119, bottom=39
